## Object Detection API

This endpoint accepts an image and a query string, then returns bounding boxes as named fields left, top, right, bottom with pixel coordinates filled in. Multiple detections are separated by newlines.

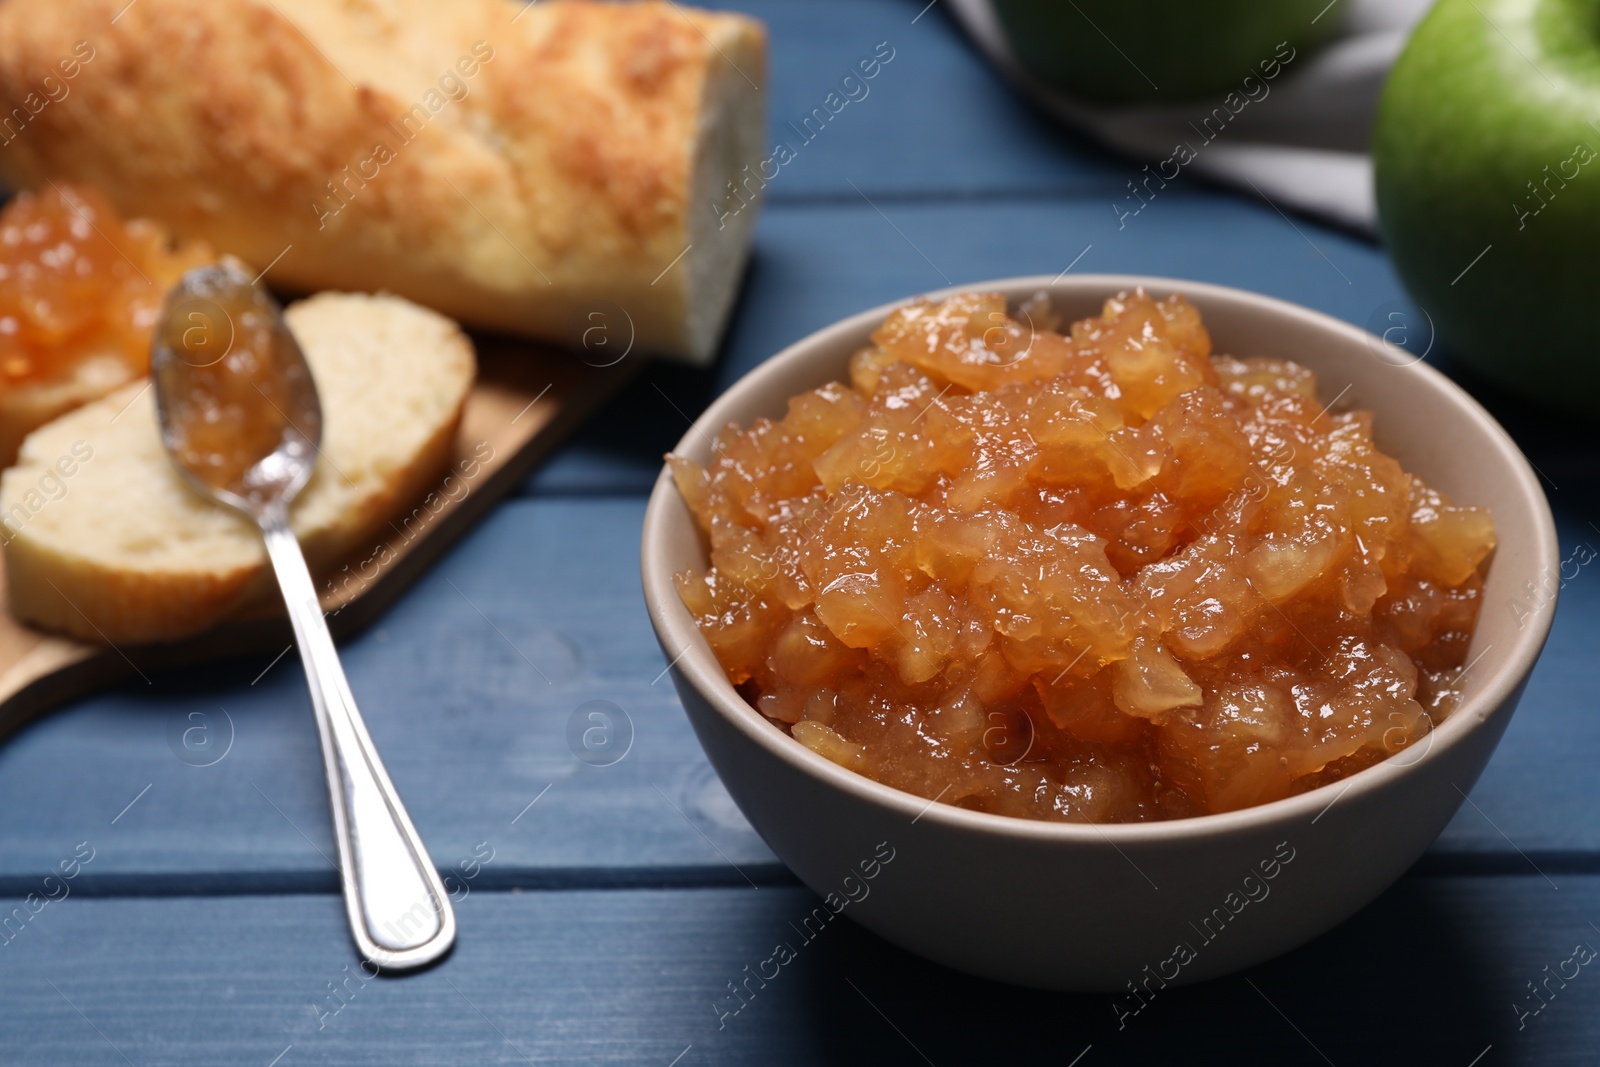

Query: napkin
left=943, top=0, right=1436, bottom=235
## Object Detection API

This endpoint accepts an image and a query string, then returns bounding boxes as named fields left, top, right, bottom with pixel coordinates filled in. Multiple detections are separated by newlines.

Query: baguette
left=0, top=0, right=767, bottom=363
left=0, top=291, right=475, bottom=644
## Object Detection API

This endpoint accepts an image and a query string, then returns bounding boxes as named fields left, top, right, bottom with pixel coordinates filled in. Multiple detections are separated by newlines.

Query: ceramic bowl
left=640, top=275, right=1558, bottom=992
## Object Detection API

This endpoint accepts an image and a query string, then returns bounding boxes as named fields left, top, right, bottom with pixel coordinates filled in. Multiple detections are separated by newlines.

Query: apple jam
left=671, top=291, right=1496, bottom=822
left=158, top=279, right=305, bottom=493
left=0, top=184, right=210, bottom=385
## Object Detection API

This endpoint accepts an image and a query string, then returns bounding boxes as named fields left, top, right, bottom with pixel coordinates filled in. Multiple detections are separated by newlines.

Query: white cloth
left=945, top=0, right=1435, bottom=234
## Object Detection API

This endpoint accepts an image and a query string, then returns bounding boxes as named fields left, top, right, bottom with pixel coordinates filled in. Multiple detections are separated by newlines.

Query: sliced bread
left=0, top=354, right=139, bottom=471
left=0, top=290, right=475, bottom=644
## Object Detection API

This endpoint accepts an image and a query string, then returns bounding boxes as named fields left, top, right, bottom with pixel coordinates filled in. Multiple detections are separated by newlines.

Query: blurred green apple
left=1374, top=0, right=1600, bottom=411
left=990, top=0, right=1340, bottom=102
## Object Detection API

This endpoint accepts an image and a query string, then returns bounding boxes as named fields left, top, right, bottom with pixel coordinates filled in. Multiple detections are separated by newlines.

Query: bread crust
left=0, top=0, right=767, bottom=362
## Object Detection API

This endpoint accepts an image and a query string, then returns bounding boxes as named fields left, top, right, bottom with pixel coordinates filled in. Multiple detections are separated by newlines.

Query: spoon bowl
left=152, top=260, right=320, bottom=514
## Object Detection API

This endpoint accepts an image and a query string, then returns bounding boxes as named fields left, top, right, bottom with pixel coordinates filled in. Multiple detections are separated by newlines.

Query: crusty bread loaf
left=0, top=291, right=475, bottom=644
left=0, top=0, right=767, bottom=363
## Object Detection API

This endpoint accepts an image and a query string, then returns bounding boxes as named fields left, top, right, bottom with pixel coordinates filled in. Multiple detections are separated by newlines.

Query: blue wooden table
left=3, top=2, right=1597, bottom=1063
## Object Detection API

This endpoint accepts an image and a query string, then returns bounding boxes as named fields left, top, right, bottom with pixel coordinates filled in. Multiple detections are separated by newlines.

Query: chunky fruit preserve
left=0, top=184, right=209, bottom=385
left=671, top=292, right=1496, bottom=821
left=157, top=277, right=303, bottom=494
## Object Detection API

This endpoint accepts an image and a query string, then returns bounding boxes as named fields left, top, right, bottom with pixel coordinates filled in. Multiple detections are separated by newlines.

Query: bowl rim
left=641, top=273, right=1560, bottom=845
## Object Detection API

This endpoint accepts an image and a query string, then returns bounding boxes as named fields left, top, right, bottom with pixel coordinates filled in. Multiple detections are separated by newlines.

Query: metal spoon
left=151, top=260, right=456, bottom=971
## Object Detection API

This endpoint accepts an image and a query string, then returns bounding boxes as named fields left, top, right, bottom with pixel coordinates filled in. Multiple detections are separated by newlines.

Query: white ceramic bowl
left=640, top=275, right=1559, bottom=991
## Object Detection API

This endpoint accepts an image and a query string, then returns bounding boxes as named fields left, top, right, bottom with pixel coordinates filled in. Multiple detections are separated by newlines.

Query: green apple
left=990, top=0, right=1340, bottom=103
left=1374, top=0, right=1600, bottom=412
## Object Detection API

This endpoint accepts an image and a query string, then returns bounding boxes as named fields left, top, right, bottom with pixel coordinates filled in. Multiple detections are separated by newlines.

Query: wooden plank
left=523, top=192, right=1409, bottom=498
left=0, top=498, right=780, bottom=887
left=0, top=490, right=1589, bottom=885
left=0, top=875, right=1591, bottom=1065
left=713, top=196, right=1405, bottom=372
left=1432, top=504, right=1600, bottom=859
left=708, top=0, right=1127, bottom=202
left=0, top=336, right=637, bottom=740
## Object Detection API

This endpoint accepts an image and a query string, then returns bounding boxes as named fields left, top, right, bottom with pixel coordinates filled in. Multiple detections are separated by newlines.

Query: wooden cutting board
left=0, top=333, right=640, bottom=739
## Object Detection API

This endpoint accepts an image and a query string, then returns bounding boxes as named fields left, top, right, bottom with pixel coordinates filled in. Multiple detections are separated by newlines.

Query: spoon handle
left=258, top=508, right=456, bottom=971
